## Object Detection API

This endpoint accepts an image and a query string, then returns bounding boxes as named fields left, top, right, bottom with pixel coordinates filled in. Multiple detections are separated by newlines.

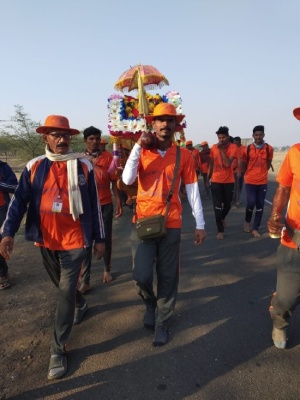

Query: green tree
left=1, top=105, right=44, bottom=160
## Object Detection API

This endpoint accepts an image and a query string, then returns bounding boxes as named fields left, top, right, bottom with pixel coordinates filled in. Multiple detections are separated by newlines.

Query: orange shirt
left=90, top=150, right=116, bottom=205
left=32, top=161, right=85, bottom=250
left=244, top=143, right=273, bottom=185
left=200, top=149, right=210, bottom=173
left=210, top=143, right=238, bottom=183
left=137, top=145, right=197, bottom=228
left=232, top=145, right=247, bottom=173
left=276, top=144, right=300, bottom=249
left=188, top=148, right=202, bottom=171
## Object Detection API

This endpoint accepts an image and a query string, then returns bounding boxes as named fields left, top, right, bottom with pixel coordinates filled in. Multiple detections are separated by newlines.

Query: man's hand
left=194, top=229, right=206, bottom=245
left=267, top=215, right=284, bottom=237
left=0, top=236, right=14, bottom=259
left=115, top=203, right=123, bottom=218
left=93, top=242, right=105, bottom=260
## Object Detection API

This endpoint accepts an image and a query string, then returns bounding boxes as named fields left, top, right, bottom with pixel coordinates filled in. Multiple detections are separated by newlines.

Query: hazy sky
left=1, top=0, right=300, bottom=146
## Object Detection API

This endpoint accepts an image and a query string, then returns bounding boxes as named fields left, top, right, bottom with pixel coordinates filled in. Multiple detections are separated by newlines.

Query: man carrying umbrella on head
left=122, top=102, right=206, bottom=347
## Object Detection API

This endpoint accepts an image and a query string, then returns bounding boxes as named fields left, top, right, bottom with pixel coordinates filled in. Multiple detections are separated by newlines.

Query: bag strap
left=164, top=146, right=181, bottom=219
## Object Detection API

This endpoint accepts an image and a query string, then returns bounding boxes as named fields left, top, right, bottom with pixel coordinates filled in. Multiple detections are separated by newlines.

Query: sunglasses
left=47, top=132, right=72, bottom=140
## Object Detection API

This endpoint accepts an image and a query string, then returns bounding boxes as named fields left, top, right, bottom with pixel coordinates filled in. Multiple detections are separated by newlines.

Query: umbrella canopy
left=114, top=64, right=169, bottom=93
left=114, top=64, right=169, bottom=116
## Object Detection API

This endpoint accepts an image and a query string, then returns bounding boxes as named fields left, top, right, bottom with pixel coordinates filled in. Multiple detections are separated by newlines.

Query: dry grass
left=4, top=151, right=288, bottom=180
left=270, top=151, right=287, bottom=176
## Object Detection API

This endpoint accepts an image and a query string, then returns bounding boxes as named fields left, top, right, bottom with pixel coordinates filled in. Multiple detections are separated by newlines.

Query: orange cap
left=145, top=103, right=185, bottom=123
left=186, top=140, right=193, bottom=146
left=36, top=115, right=80, bottom=135
left=293, top=107, right=300, bottom=120
left=200, top=141, right=208, bottom=146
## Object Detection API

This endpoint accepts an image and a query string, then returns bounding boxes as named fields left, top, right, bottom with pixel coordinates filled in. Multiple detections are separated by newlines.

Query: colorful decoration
left=107, top=90, right=186, bottom=139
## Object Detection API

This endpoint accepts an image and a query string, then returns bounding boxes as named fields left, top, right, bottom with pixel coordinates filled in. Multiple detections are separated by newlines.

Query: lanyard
left=51, top=162, right=67, bottom=199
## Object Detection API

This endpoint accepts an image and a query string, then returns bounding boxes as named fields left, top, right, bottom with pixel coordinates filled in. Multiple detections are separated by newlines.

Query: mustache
left=56, top=143, right=68, bottom=148
left=160, top=127, right=171, bottom=132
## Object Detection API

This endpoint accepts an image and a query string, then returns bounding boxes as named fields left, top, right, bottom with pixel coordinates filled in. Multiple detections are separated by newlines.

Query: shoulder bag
left=136, top=147, right=181, bottom=240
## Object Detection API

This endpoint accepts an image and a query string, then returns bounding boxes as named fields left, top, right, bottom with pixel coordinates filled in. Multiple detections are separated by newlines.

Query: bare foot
left=78, top=282, right=91, bottom=294
left=252, top=230, right=261, bottom=238
left=244, top=222, right=250, bottom=233
left=216, top=232, right=224, bottom=240
left=103, top=271, right=113, bottom=283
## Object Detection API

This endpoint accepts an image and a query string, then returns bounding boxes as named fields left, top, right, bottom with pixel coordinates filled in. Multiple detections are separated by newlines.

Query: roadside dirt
left=0, top=228, right=57, bottom=399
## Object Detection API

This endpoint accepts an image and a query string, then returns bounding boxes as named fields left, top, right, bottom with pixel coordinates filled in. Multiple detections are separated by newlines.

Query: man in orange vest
left=185, top=140, right=202, bottom=177
left=123, top=103, right=206, bottom=347
left=243, top=126, right=273, bottom=238
left=267, top=107, right=300, bottom=349
left=232, top=136, right=247, bottom=207
left=207, top=126, right=238, bottom=240
left=78, top=126, right=122, bottom=292
left=199, top=141, right=211, bottom=199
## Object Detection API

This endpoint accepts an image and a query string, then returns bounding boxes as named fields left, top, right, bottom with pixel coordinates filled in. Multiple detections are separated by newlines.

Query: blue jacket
left=2, top=156, right=105, bottom=247
left=0, top=160, right=18, bottom=209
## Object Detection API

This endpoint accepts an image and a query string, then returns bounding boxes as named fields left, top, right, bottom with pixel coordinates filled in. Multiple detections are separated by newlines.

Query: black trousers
left=210, top=182, right=234, bottom=232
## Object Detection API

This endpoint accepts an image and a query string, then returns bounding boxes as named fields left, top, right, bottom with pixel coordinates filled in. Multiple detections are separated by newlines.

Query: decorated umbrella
left=108, top=64, right=170, bottom=174
left=114, top=64, right=169, bottom=115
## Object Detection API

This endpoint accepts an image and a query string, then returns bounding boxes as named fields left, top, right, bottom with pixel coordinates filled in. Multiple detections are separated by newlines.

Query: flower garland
left=108, top=91, right=186, bottom=139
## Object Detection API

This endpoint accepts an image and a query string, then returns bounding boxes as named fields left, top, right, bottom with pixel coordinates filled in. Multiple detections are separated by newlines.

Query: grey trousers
left=80, top=203, right=114, bottom=283
left=131, top=225, right=181, bottom=327
left=270, top=244, right=300, bottom=330
left=40, top=247, right=87, bottom=355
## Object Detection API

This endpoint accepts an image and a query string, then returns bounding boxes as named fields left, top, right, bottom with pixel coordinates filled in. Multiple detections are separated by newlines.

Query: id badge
left=52, top=196, right=63, bottom=213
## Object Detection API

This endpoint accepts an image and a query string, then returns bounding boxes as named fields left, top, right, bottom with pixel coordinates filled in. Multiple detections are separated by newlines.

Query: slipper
left=0, top=281, right=10, bottom=290
left=47, top=354, right=67, bottom=380
left=0, top=275, right=10, bottom=290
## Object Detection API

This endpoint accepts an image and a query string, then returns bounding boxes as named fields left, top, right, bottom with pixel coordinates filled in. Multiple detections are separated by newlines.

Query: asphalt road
left=7, top=176, right=300, bottom=400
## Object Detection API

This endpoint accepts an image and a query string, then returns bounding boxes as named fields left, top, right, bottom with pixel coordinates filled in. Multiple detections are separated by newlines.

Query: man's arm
left=111, top=180, right=123, bottom=217
left=218, top=147, right=234, bottom=167
left=185, top=182, right=206, bottom=245
left=0, top=163, right=18, bottom=194
left=0, top=167, right=30, bottom=259
left=122, top=143, right=141, bottom=185
left=267, top=183, right=290, bottom=235
left=207, top=158, right=214, bottom=184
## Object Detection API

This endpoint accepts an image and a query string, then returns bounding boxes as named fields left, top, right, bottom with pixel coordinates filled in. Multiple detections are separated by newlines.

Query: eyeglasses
left=47, top=132, right=72, bottom=140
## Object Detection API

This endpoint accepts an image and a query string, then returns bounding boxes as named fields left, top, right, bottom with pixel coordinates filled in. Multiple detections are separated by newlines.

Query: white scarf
left=45, top=146, right=86, bottom=221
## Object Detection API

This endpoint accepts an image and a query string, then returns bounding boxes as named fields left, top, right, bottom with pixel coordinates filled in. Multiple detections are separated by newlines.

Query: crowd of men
left=0, top=103, right=299, bottom=379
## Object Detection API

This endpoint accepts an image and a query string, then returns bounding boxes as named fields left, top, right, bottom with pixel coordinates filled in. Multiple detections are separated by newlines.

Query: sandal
left=0, top=274, right=10, bottom=290
left=47, top=354, right=67, bottom=380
